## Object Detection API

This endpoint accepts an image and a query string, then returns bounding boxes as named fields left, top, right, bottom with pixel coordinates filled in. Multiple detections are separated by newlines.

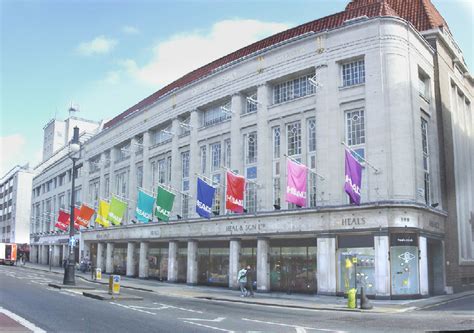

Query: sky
left=1, top=0, right=473, bottom=177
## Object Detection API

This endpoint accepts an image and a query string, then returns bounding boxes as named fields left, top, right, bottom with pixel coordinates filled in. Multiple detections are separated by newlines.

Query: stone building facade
left=29, top=0, right=473, bottom=297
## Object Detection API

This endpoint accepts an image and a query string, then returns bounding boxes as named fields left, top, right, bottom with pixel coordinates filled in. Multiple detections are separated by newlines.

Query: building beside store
left=0, top=165, right=34, bottom=244
left=29, top=115, right=101, bottom=267
left=29, top=0, right=473, bottom=298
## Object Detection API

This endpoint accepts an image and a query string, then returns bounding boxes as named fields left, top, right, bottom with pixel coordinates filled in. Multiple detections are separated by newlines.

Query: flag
left=95, top=200, right=110, bottom=227
left=226, top=171, right=245, bottom=213
left=55, top=210, right=69, bottom=231
left=196, top=178, right=216, bottom=219
left=136, top=190, right=155, bottom=223
left=155, top=186, right=175, bottom=222
left=76, top=204, right=95, bottom=227
left=286, top=159, right=307, bottom=207
left=107, top=197, right=128, bottom=225
left=344, top=149, right=362, bottom=205
left=64, top=207, right=81, bottom=230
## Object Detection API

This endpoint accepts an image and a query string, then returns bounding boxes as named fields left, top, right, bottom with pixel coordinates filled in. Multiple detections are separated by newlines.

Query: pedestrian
left=237, top=266, right=247, bottom=297
left=245, top=265, right=255, bottom=297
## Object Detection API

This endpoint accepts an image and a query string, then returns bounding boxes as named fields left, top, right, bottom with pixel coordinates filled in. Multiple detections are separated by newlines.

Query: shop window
left=197, top=245, right=229, bottom=286
left=178, top=246, right=188, bottom=283
left=337, top=235, right=375, bottom=295
left=148, top=246, right=169, bottom=281
left=112, top=245, right=127, bottom=275
left=390, top=233, right=420, bottom=295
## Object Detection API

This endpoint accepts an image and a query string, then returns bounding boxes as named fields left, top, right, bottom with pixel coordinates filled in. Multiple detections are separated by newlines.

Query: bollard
left=360, top=287, right=373, bottom=310
left=109, top=275, right=120, bottom=295
left=347, top=288, right=357, bottom=309
left=95, top=268, right=102, bottom=280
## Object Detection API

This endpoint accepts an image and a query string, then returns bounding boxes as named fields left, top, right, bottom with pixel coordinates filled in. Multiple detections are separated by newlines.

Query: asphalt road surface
left=0, top=265, right=473, bottom=333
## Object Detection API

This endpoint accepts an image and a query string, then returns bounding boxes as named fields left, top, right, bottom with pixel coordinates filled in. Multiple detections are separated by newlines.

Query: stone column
left=52, top=245, right=61, bottom=267
left=230, top=94, right=243, bottom=174
left=142, top=132, right=151, bottom=192
left=187, top=111, right=199, bottom=218
left=170, top=119, right=181, bottom=215
left=126, top=242, right=136, bottom=277
left=139, top=242, right=149, bottom=278
left=129, top=137, right=138, bottom=225
left=374, top=234, right=390, bottom=298
left=167, top=241, right=179, bottom=282
left=96, top=242, right=106, bottom=271
left=419, top=236, right=429, bottom=296
left=30, top=245, right=37, bottom=263
left=109, top=147, right=118, bottom=198
left=228, top=238, right=241, bottom=289
left=41, top=245, right=48, bottom=265
left=317, top=236, right=336, bottom=295
left=256, top=238, right=270, bottom=292
left=82, top=241, right=91, bottom=261
left=256, top=84, right=272, bottom=210
left=105, top=243, right=114, bottom=274
left=186, top=240, right=198, bottom=285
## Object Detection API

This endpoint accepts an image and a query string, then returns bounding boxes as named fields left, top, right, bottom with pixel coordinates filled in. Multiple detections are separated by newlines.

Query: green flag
left=155, top=186, right=175, bottom=222
left=107, top=196, right=128, bottom=225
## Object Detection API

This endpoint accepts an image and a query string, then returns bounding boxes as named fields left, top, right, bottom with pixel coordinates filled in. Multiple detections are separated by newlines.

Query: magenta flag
left=286, top=159, right=307, bottom=207
left=344, top=149, right=362, bottom=205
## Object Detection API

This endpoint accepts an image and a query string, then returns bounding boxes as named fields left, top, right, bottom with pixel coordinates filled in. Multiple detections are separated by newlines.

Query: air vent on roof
left=343, top=16, right=369, bottom=26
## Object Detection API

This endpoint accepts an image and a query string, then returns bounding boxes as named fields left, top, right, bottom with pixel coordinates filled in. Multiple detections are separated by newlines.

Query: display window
left=177, top=245, right=187, bottom=282
left=269, top=239, right=317, bottom=293
left=198, top=242, right=229, bottom=286
left=113, top=244, right=127, bottom=275
left=337, top=235, right=375, bottom=295
left=148, top=245, right=168, bottom=280
left=390, top=233, right=419, bottom=295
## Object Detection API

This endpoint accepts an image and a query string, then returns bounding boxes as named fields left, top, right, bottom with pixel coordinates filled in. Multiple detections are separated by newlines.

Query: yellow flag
left=95, top=200, right=110, bottom=227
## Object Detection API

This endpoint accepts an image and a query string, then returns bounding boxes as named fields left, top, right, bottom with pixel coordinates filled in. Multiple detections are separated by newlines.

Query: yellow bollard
left=347, top=288, right=357, bottom=309
left=95, top=268, right=102, bottom=280
left=109, top=275, right=121, bottom=295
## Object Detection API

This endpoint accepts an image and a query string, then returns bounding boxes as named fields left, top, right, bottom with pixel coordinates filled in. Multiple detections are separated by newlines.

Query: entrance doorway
left=428, top=238, right=445, bottom=295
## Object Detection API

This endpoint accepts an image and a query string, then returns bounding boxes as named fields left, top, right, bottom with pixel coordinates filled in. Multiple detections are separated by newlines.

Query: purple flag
left=344, top=149, right=362, bottom=205
left=286, top=159, right=307, bottom=207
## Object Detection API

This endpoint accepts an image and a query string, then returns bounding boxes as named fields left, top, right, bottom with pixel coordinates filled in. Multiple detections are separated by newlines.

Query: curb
left=194, top=296, right=390, bottom=313
left=413, top=293, right=474, bottom=311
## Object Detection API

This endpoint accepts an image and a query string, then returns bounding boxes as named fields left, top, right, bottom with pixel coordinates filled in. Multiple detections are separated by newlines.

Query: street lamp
left=63, top=126, right=80, bottom=285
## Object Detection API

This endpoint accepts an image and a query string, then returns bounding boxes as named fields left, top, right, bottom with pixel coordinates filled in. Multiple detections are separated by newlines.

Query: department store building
left=29, top=0, right=473, bottom=298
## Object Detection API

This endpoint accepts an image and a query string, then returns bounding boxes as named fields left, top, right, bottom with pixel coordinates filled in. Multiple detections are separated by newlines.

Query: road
left=0, top=265, right=473, bottom=332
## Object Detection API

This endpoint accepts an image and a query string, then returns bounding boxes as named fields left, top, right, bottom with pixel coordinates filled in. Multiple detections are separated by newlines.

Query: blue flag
left=136, top=190, right=155, bottom=223
left=196, top=178, right=215, bottom=219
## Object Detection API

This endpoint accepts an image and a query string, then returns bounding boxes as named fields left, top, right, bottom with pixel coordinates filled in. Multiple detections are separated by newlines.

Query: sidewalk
left=19, top=262, right=474, bottom=314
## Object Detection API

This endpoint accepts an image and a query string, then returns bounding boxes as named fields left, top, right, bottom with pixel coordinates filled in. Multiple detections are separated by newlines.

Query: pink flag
left=286, top=159, right=307, bottom=207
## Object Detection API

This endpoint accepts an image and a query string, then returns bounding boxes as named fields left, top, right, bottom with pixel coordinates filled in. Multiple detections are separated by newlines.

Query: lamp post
left=63, top=126, right=80, bottom=285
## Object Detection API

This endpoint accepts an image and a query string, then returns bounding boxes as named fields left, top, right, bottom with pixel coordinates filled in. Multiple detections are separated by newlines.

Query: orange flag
left=76, top=204, right=95, bottom=227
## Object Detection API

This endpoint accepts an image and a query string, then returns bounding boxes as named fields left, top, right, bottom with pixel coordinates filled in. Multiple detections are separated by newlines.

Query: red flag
left=55, top=210, right=69, bottom=231
left=226, top=171, right=245, bottom=213
left=76, top=204, right=95, bottom=227
left=64, top=208, right=81, bottom=230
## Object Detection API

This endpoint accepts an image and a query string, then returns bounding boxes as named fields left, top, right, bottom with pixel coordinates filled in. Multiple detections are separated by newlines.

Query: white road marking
left=0, top=306, right=46, bottom=333
left=242, top=318, right=347, bottom=332
left=109, top=302, right=156, bottom=315
left=182, top=320, right=234, bottom=332
left=153, top=303, right=203, bottom=313
left=180, top=316, right=225, bottom=322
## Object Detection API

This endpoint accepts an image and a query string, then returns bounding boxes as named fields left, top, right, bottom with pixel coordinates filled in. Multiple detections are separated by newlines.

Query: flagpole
left=112, top=193, right=136, bottom=203
left=156, top=183, right=193, bottom=198
left=137, top=186, right=155, bottom=196
left=283, top=154, right=325, bottom=180
left=220, top=166, right=260, bottom=186
left=341, top=142, right=380, bottom=173
left=194, top=173, right=225, bottom=189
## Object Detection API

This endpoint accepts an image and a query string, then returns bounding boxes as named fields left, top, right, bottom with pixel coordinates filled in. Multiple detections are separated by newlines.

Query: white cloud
left=0, top=134, right=26, bottom=176
left=102, top=71, right=121, bottom=85
left=77, top=35, right=117, bottom=56
left=123, top=19, right=289, bottom=87
left=122, top=25, right=140, bottom=35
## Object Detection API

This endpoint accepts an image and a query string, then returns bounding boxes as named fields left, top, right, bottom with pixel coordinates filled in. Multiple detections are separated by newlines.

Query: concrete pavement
left=18, top=262, right=474, bottom=314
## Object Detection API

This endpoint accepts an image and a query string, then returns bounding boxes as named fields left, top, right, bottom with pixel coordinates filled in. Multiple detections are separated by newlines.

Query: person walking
left=245, top=265, right=255, bottom=297
left=237, top=266, right=248, bottom=297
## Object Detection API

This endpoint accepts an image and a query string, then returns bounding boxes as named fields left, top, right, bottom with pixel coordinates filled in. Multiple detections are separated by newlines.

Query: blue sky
left=1, top=0, right=472, bottom=176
